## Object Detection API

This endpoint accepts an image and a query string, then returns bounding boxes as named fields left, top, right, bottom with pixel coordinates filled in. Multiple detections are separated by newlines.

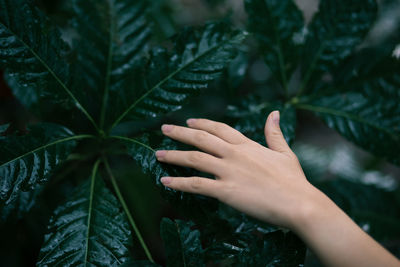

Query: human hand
left=155, top=111, right=323, bottom=230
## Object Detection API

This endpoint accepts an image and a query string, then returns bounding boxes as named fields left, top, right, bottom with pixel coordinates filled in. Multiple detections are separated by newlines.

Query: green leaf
left=0, top=0, right=97, bottom=128
left=160, top=218, right=204, bottom=267
left=114, top=134, right=218, bottom=221
left=37, top=161, right=133, bottom=266
left=0, top=123, right=86, bottom=204
left=120, top=260, right=161, bottom=267
left=4, top=71, right=39, bottom=110
left=109, top=23, right=246, bottom=129
left=1, top=185, right=42, bottom=221
left=301, top=0, right=377, bottom=91
left=227, top=96, right=297, bottom=145
left=297, top=56, right=400, bottom=165
left=69, top=0, right=152, bottom=129
left=245, top=0, right=304, bottom=91
left=236, top=230, right=306, bottom=266
left=201, top=205, right=305, bottom=266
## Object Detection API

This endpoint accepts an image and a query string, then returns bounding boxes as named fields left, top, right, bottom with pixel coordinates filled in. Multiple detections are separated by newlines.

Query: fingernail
left=155, top=150, right=166, bottom=158
left=186, top=118, right=196, bottom=126
left=161, top=177, right=172, bottom=185
left=161, top=124, right=173, bottom=133
left=272, top=111, right=280, bottom=126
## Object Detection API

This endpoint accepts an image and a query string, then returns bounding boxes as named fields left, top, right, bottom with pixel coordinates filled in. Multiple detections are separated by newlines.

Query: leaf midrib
left=296, top=103, right=400, bottom=142
left=109, top=32, right=241, bottom=130
left=99, top=0, right=115, bottom=130
left=0, top=134, right=94, bottom=168
left=109, top=135, right=155, bottom=152
left=84, top=159, right=101, bottom=266
left=264, top=1, right=289, bottom=95
left=175, top=221, right=187, bottom=267
left=0, top=20, right=99, bottom=131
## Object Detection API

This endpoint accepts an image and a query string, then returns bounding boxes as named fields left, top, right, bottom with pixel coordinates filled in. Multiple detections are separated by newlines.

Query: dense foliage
left=0, top=0, right=399, bottom=266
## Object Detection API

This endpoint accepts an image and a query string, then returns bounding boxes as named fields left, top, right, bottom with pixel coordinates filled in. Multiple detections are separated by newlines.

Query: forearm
left=292, top=186, right=400, bottom=267
left=156, top=115, right=400, bottom=266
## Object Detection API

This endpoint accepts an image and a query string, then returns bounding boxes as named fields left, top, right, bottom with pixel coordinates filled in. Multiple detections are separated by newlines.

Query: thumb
left=264, top=110, right=291, bottom=153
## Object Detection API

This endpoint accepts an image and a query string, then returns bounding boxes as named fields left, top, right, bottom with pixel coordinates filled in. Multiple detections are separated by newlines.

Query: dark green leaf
left=1, top=185, right=42, bottom=221
left=237, top=230, right=305, bottom=266
left=4, top=72, right=39, bottom=110
left=0, top=0, right=83, bottom=111
left=227, top=96, right=297, bottom=145
left=120, top=260, right=161, bottom=267
left=301, top=0, right=377, bottom=91
left=0, top=124, right=9, bottom=133
left=37, top=162, right=133, bottom=266
left=202, top=205, right=305, bottom=266
left=245, top=0, right=304, bottom=90
left=298, top=56, right=400, bottom=165
left=0, top=123, right=82, bottom=204
left=116, top=134, right=218, bottom=221
left=109, top=23, right=246, bottom=129
left=160, top=218, right=204, bottom=267
left=69, top=0, right=152, bottom=128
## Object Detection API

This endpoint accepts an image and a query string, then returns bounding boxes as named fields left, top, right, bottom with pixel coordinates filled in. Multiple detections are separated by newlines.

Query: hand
left=155, top=111, right=321, bottom=229
left=155, top=111, right=400, bottom=266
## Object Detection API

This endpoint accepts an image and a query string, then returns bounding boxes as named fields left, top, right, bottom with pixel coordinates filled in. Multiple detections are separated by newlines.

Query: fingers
left=161, top=124, right=231, bottom=157
left=156, top=150, right=224, bottom=176
left=160, top=176, right=220, bottom=198
left=264, top=111, right=291, bottom=154
left=186, top=118, right=248, bottom=144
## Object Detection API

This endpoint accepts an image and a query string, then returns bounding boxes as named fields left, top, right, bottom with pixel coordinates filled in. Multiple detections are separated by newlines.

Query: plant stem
left=102, top=156, right=155, bottom=263
left=99, top=0, right=115, bottom=131
left=296, top=44, right=325, bottom=97
left=85, top=159, right=102, bottom=266
left=109, top=135, right=155, bottom=152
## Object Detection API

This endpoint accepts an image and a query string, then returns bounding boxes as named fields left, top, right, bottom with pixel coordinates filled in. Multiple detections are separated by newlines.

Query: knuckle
left=187, top=151, right=203, bottom=163
left=229, top=144, right=243, bottom=157
left=218, top=122, right=230, bottom=131
left=195, top=131, right=208, bottom=143
left=190, top=177, right=202, bottom=190
left=218, top=181, right=236, bottom=201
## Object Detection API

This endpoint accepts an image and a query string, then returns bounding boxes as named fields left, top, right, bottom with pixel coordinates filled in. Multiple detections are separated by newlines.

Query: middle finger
left=161, top=124, right=231, bottom=157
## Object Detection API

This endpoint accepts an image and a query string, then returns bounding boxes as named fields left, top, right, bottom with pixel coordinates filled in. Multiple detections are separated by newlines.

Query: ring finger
left=156, top=150, right=224, bottom=177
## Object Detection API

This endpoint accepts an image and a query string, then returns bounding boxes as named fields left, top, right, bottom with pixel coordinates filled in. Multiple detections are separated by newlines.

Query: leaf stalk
left=102, top=156, right=155, bottom=263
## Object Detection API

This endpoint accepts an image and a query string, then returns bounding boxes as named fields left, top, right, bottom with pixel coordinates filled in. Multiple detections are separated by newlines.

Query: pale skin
left=155, top=111, right=400, bottom=267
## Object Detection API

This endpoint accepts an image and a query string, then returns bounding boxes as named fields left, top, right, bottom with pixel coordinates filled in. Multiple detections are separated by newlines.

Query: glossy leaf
left=109, top=23, right=246, bottom=128
left=298, top=93, right=400, bottom=165
left=0, top=123, right=82, bottom=204
left=160, top=218, right=204, bottom=267
left=4, top=72, right=40, bottom=110
left=37, top=163, right=133, bottom=266
left=120, top=260, right=161, bottom=267
left=117, top=134, right=218, bottom=221
left=0, top=0, right=94, bottom=120
left=298, top=56, right=400, bottom=165
left=245, top=0, right=304, bottom=89
left=202, top=205, right=305, bottom=266
left=69, top=0, right=152, bottom=128
left=227, top=96, right=297, bottom=145
left=301, top=0, right=377, bottom=90
left=1, top=185, right=42, bottom=221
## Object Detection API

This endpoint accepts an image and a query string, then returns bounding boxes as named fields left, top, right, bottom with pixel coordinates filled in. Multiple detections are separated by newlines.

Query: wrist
left=289, top=184, right=337, bottom=235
